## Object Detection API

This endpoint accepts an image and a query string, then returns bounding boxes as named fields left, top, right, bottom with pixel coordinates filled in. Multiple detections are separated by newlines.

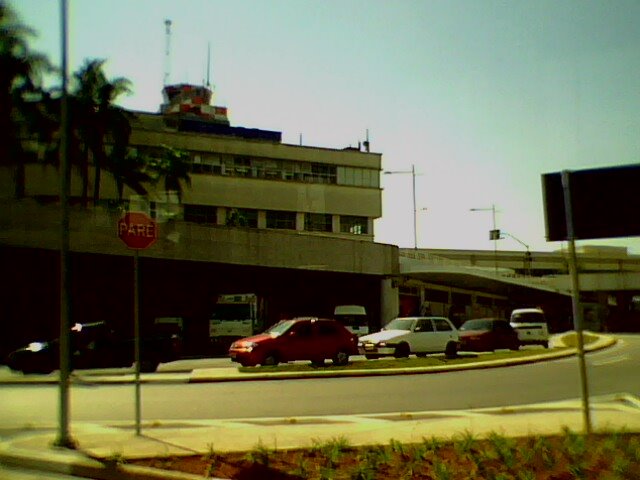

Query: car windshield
left=211, top=304, right=251, bottom=320
left=460, top=319, right=493, bottom=331
left=264, top=320, right=296, bottom=336
left=382, top=318, right=415, bottom=331
left=511, top=312, right=545, bottom=323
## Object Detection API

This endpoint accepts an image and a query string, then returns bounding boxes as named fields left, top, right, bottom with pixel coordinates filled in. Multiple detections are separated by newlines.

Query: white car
left=510, top=308, right=550, bottom=348
left=358, top=316, right=459, bottom=359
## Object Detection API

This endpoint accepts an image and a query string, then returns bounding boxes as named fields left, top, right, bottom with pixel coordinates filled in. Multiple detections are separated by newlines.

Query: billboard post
left=561, top=171, right=591, bottom=435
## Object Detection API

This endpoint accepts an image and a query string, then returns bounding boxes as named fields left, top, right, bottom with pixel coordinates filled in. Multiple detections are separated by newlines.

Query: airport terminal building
left=1, top=83, right=639, bottom=358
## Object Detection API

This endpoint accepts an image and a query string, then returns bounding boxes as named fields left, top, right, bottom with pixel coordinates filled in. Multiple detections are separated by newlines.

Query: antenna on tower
left=163, top=19, right=172, bottom=85
left=206, top=42, right=211, bottom=88
left=363, top=129, right=370, bottom=152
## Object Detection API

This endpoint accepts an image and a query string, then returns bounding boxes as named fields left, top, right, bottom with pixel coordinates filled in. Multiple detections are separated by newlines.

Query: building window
left=191, top=154, right=222, bottom=174
left=266, top=210, right=296, bottom=230
left=311, top=163, right=337, bottom=184
left=256, top=160, right=282, bottom=180
left=283, top=161, right=296, bottom=180
left=233, top=156, right=252, bottom=177
left=340, top=216, right=368, bottom=235
left=337, top=167, right=380, bottom=188
left=305, top=213, right=332, bottom=232
left=226, top=208, right=258, bottom=228
left=185, top=151, right=379, bottom=188
left=184, top=204, right=217, bottom=224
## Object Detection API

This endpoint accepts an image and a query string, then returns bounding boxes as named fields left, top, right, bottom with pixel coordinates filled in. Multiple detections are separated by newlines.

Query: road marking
left=591, top=355, right=629, bottom=366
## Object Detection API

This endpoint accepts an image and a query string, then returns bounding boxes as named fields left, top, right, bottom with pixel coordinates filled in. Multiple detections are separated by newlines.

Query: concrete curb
left=0, top=444, right=220, bottom=480
left=0, top=333, right=618, bottom=386
left=188, top=333, right=618, bottom=383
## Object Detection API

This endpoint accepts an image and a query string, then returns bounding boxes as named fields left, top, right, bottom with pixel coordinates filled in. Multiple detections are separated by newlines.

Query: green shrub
left=245, top=439, right=273, bottom=467
left=453, top=429, right=478, bottom=456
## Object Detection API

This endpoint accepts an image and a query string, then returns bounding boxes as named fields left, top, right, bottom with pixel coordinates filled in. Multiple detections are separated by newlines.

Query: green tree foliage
left=69, top=58, right=133, bottom=206
left=145, top=144, right=192, bottom=203
left=0, top=0, right=53, bottom=197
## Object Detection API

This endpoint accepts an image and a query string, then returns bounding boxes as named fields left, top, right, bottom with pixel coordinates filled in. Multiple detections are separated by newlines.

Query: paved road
left=0, top=335, right=637, bottom=430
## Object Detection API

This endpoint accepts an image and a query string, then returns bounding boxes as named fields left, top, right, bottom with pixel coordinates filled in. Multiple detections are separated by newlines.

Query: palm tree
left=109, top=148, right=151, bottom=202
left=0, top=1, right=53, bottom=197
left=70, top=59, right=131, bottom=206
left=147, top=144, right=192, bottom=203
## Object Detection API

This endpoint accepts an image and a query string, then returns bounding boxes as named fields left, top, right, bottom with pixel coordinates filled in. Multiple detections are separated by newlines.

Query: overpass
left=396, top=247, right=640, bottom=332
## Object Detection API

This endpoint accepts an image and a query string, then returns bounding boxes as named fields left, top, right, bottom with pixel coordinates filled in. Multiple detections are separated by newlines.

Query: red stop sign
left=118, top=212, right=157, bottom=249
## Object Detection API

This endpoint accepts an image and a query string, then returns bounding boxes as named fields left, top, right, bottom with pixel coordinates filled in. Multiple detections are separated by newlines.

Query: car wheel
left=332, top=351, right=349, bottom=366
left=310, top=359, right=325, bottom=367
left=444, top=341, right=458, bottom=359
left=541, top=341, right=549, bottom=348
left=365, top=354, right=379, bottom=360
left=510, top=342, right=520, bottom=351
left=261, top=353, right=279, bottom=366
left=394, top=343, right=410, bottom=358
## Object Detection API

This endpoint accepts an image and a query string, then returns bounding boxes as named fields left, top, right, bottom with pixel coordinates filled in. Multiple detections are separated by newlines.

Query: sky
left=9, top=0, right=640, bottom=254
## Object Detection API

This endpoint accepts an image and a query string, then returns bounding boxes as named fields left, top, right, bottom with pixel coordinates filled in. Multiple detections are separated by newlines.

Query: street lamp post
left=503, top=232, right=532, bottom=276
left=470, top=204, right=499, bottom=274
left=384, top=165, right=417, bottom=250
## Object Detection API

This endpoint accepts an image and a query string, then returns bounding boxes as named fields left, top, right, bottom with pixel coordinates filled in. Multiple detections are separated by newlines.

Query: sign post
left=118, top=212, right=157, bottom=436
left=55, top=0, right=75, bottom=450
left=561, top=171, right=591, bottom=434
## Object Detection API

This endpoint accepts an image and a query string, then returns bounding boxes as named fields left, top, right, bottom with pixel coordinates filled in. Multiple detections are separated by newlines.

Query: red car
left=458, top=318, right=520, bottom=352
left=229, top=317, right=358, bottom=367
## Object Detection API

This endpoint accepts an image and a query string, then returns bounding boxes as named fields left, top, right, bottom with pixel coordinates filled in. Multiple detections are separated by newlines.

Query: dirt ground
left=131, top=431, right=640, bottom=479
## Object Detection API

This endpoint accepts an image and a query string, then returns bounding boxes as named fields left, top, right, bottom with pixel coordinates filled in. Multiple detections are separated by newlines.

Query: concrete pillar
left=296, top=212, right=305, bottom=231
left=216, top=207, right=226, bottom=225
left=380, top=277, right=399, bottom=328
left=332, top=215, right=340, bottom=233
left=257, top=211, right=267, bottom=229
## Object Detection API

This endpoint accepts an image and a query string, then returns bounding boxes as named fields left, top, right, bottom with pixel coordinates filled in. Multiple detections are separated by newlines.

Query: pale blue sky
left=10, top=0, right=640, bottom=253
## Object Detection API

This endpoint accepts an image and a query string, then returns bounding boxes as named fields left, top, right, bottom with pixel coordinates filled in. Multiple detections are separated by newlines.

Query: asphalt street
left=0, top=335, right=638, bottom=429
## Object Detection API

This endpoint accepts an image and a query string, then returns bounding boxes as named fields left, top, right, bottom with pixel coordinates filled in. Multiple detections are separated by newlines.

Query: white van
left=334, top=305, right=369, bottom=337
left=510, top=308, right=550, bottom=348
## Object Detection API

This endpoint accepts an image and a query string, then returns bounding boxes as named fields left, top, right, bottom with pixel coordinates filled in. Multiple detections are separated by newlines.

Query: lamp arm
left=502, top=232, right=530, bottom=251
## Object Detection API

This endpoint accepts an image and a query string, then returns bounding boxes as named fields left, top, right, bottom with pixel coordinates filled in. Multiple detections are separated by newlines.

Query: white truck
left=510, top=307, right=550, bottom=348
left=209, top=294, right=266, bottom=349
left=334, top=305, right=369, bottom=337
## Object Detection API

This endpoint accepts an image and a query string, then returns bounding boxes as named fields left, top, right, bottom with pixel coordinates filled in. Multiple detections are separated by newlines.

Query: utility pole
left=502, top=232, right=531, bottom=276
left=55, top=0, right=75, bottom=449
left=470, top=204, right=499, bottom=274
left=384, top=165, right=418, bottom=249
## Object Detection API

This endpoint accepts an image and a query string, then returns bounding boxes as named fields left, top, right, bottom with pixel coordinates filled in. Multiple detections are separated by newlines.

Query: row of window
left=28, top=197, right=369, bottom=235
left=162, top=149, right=381, bottom=188
left=182, top=204, right=369, bottom=235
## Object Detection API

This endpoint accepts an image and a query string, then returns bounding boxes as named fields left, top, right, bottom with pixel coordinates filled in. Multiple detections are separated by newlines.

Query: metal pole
left=492, top=204, right=497, bottom=274
left=561, top=170, right=592, bottom=435
left=55, top=0, right=75, bottom=449
left=412, top=165, right=417, bottom=250
left=134, top=250, right=142, bottom=436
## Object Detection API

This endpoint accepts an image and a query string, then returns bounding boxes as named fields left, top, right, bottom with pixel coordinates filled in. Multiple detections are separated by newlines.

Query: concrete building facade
left=2, top=83, right=639, bottom=360
left=0, top=84, right=399, bottom=357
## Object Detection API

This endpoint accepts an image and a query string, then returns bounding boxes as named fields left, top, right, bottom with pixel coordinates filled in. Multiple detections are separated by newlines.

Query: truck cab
left=209, top=293, right=264, bottom=352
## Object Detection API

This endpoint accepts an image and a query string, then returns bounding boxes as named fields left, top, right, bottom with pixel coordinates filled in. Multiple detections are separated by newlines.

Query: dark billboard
left=542, top=164, right=640, bottom=241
